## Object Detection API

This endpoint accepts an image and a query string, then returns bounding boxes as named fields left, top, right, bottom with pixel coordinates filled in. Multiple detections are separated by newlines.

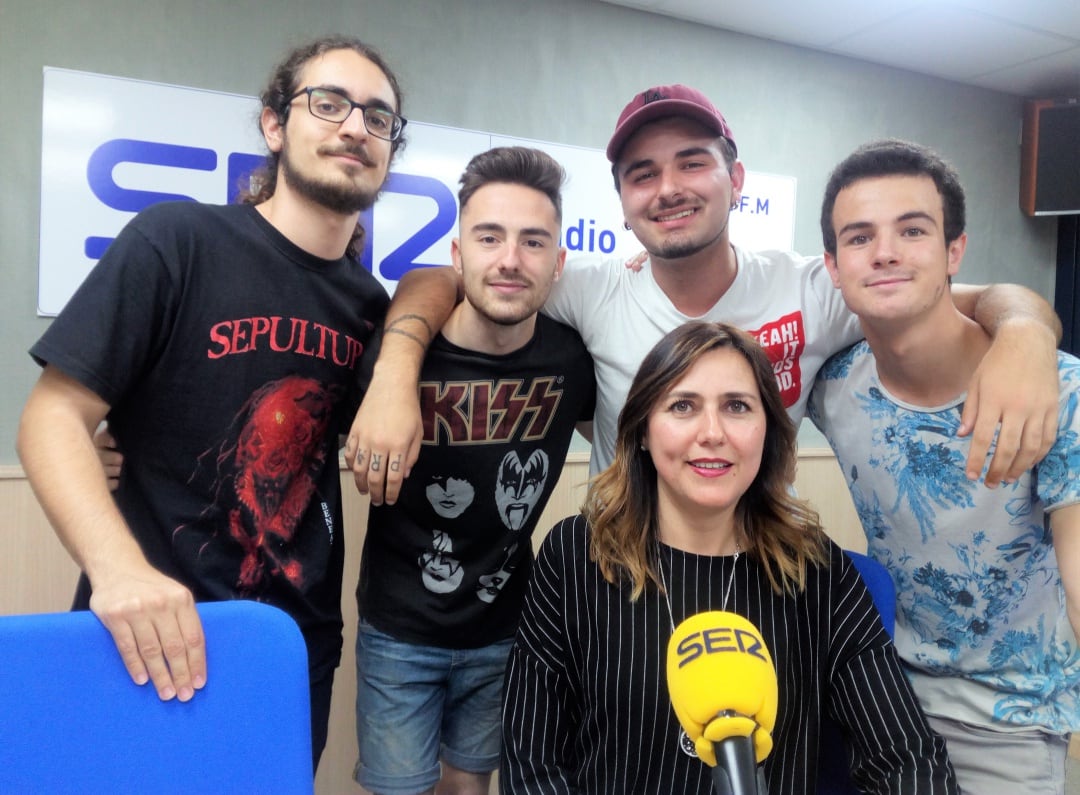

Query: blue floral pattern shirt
left=809, top=342, right=1080, bottom=733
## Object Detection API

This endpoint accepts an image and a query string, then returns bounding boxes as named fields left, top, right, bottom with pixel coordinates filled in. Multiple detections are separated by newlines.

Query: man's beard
left=468, top=289, right=540, bottom=328
left=279, top=143, right=382, bottom=215
left=648, top=214, right=729, bottom=261
left=462, top=262, right=551, bottom=328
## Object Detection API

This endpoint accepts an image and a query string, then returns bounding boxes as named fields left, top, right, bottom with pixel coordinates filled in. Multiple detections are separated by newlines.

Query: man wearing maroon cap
left=346, top=84, right=1061, bottom=507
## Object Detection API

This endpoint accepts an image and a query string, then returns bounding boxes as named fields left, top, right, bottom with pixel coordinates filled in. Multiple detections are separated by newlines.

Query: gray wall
left=0, top=0, right=1060, bottom=466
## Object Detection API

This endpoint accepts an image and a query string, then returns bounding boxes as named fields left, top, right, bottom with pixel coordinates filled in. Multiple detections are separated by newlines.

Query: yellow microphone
left=666, top=611, right=777, bottom=794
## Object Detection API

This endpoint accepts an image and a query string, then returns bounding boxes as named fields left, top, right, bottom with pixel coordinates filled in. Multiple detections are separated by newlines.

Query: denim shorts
left=353, top=620, right=514, bottom=795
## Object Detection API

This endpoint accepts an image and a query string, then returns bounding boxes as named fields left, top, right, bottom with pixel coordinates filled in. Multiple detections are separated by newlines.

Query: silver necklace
left=656, top=537, right=741, bottom=632
left=658, top=538, right=742, bottom=760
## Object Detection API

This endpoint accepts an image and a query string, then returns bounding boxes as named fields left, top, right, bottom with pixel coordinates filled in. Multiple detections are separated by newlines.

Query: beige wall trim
left=0, top=465, right=26, bottom=480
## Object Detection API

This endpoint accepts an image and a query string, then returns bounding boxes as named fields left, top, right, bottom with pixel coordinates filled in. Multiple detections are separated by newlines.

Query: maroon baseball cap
left=606, top=84, right=737, bottom=163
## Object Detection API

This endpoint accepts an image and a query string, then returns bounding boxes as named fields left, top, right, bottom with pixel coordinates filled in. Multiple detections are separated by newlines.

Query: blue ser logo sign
left=38, top=68, right=644, bottom=316
left=84, top=138, right=455, bottom=279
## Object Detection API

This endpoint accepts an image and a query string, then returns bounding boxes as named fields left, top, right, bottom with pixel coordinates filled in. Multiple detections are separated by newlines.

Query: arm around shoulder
left=382, top=265, right=463, bottom=362
left=952, top=282, right=1061, bottom=342
left=952, top=282, right=1061, bottom=488
left=344, top=265, right=463, bottom=505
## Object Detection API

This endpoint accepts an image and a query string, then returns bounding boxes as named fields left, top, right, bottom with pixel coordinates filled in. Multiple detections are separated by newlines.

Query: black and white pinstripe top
left=501, top=515, right=957, bottom=794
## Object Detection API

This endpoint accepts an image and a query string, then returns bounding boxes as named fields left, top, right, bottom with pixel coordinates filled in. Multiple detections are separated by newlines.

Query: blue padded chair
left=845, top=550, right=896, bottom=635
left=818, top=550, right=897, bottom=794
left=0, top=600, right=313, bottom=794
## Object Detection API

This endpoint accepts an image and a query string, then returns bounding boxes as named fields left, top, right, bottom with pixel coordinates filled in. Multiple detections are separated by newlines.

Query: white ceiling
left=600, top=0, right=1080, bottom=98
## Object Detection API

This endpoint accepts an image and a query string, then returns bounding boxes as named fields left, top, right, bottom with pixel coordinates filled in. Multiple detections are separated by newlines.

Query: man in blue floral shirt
left=809, top=139, right=1080, bottom=795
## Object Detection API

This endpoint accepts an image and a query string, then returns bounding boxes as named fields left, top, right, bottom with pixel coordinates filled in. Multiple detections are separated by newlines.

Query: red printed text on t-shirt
left=746, top=311, right=804, bottom=408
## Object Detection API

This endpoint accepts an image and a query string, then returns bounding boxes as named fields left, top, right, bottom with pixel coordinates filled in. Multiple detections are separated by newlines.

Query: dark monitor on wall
left=1020, top=98, right=1080, bottom=217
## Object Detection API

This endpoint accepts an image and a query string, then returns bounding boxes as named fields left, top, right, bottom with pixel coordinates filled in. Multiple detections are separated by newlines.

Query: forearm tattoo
left=384, top=326, right=426, bottom=350
left=387, top=313, right=434, bottom=341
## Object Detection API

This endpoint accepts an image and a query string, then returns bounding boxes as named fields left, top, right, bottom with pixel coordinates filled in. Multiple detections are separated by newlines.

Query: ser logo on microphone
left=666, top=611, right=778, bottom=774
left=675, top=626, right=768, bottom=668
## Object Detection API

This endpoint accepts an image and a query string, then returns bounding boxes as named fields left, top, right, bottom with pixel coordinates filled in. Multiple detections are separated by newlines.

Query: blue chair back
left=818, top=550, right=896, bottom=794
left=0, top=600, right=313, bottom=794
left=846, top=550, right=895, bottom=635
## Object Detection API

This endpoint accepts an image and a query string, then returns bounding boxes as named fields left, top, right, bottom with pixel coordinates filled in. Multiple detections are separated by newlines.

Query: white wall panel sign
left=39, top=67, right=796, bottom=316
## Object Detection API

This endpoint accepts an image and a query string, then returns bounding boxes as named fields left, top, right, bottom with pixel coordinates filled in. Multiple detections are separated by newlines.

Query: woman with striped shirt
left=501, top=321, right=956, bottom=794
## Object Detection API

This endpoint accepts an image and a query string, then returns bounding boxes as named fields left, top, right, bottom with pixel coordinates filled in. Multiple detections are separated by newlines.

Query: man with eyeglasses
left=17, top=35, right=423, bottom=770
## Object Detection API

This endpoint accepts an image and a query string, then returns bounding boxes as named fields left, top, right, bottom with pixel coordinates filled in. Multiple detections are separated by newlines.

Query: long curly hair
left=237, top=35, right=407, bottom=259
left=585, top=321, right=827, bottom=599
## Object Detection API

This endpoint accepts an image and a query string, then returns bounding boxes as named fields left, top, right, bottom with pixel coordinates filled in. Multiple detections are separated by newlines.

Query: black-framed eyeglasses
left=288, top=87, right=407, bottom=142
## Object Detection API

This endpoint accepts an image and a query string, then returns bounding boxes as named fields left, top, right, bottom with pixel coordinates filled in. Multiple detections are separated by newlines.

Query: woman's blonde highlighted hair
left=585, top=321, right=826, bottom=599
